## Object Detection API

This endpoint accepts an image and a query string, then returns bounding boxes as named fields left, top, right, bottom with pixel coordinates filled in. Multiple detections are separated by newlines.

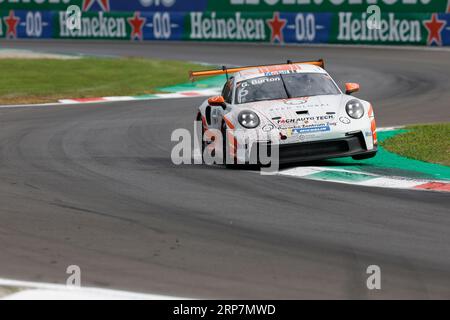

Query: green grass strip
left=0, top=57, right=206, bottom=105
left=382, top=123, right=450, bottom=167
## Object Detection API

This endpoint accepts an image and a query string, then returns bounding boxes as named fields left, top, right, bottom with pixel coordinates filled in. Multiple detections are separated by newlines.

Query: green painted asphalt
left=307, top=170, right=376, bottom=183
left=324, top=130, right=450, bottom=181
left=158, top=75, right=226, bottom=93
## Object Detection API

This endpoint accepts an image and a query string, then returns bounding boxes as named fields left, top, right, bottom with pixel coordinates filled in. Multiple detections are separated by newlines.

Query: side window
left=222, top=78, right=233, bottom=104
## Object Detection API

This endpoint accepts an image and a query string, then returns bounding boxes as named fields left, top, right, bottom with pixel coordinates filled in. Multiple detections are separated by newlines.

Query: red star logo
left=82, top=0, right=110, bottom=12
left=127, top=12, right=146, bottom=41
left=266, top=12, right=287, bottom=43
left=3, top=10, right=20, bottom=39
left=423, top=13, right=446, bottom=46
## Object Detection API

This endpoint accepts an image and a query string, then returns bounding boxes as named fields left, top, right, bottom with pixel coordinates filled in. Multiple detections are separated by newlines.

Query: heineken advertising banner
left=0, top=10, right=53, bottom=39
left=186, top=11, right=450, bottom=46
left=332, top=12, right=450, bottom=46
left=0, top=1, right=449, bottom=46
left=207, top=0, right=450, bottom=14
left=188, top=11, right=333, bottom=43
left=0, top=10, right=186, bottom=40
left=57, top=11, right=186, bottom=40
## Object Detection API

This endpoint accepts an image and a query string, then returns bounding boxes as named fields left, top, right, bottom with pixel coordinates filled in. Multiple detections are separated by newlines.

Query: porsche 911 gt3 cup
left=191, top=60, right=377, bottom=166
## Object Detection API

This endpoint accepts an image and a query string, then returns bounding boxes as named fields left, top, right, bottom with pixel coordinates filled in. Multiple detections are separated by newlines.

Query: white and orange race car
left=192, top=60, right=377, bottom=165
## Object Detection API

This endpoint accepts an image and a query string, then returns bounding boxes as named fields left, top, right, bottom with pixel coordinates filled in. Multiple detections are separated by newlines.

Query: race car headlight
left=346, top=99, right=364, bottom=119
left=238, top=110, right=260, bottom=129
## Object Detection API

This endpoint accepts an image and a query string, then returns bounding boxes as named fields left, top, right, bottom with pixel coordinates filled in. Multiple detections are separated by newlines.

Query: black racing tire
left=197, top=113, right=206, bottom=164
left=352, top=151, right=377, bottom=160
left=222, top=121, right=238, bottom=169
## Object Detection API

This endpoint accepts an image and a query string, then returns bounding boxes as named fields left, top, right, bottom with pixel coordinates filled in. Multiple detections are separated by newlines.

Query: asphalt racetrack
left=0, top=40, right=449, bottom=299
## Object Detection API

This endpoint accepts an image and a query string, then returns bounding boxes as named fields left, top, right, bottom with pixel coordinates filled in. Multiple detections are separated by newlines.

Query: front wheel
left=222, top=121, right=238, bottom=168
left=196, top=113, right=206, bottom=164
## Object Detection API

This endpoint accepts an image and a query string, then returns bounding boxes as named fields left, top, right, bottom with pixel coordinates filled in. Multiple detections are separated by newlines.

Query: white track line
left=276, top=166, right=450, bottom=192
left=0, top=102, right=67, bottom=109
left=0, top=278, right=187, bottom=300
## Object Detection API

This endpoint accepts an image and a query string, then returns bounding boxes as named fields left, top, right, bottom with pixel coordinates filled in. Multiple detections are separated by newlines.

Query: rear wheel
left=352, top=151, right=377, bottom=160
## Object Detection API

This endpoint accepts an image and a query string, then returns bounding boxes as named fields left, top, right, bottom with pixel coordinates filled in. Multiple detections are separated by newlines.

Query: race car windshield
left=235, top=73, right=340, bottom=104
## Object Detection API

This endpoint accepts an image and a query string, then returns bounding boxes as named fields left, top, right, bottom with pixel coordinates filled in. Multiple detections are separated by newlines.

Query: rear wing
left=189, top=59, right=325, bottom=81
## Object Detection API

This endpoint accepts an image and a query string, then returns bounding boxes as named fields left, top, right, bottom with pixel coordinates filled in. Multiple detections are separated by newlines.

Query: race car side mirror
left=208, top=96, right=226, bottom=108
left=345, top=83, right=360, bottom=95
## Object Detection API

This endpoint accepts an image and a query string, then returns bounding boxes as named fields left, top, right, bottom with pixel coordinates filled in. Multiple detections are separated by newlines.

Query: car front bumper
left=250, top=132, right=377, bottom=165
